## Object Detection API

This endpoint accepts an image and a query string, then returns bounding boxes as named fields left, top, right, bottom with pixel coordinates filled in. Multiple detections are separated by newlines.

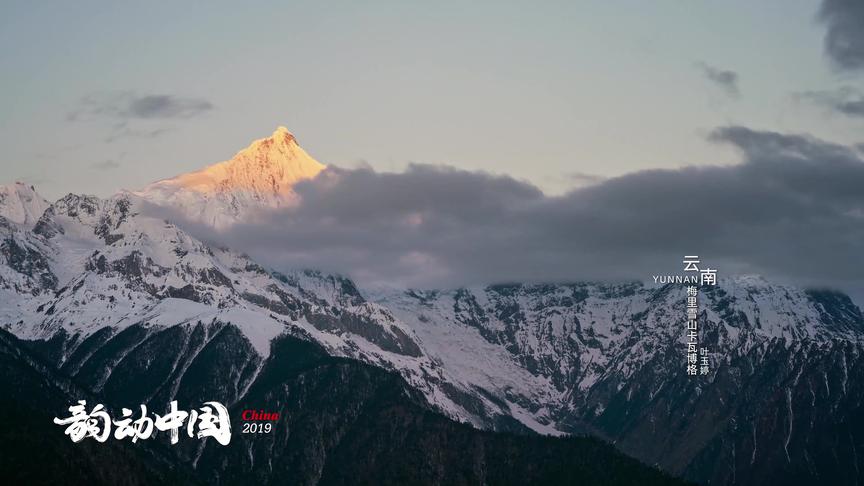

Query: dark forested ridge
left=0, top=328, right=689, bottom=485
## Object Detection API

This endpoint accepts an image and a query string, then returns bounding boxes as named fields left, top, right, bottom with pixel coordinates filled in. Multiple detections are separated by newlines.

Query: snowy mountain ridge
left=0, top=185, right=548, bottom=430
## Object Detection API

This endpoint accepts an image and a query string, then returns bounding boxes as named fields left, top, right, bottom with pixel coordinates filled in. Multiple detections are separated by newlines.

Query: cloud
left=817, top=0, right=864, bottom=72
left=104, top=123, right=170, bottom=143
left=154, top=128, right=864, bottom=290
left=696, top=62, right=739, bottom=98
left=797, top=87, right=864, bottom=118
left=68, top=91, right=211, bottom=142
left=68, top=92, right=214, bottom=122
left=125, top=95, right=213, bottom=119
left=567, top=171, right=606, bottom=186
left=91, top=159, right=121, bottom=170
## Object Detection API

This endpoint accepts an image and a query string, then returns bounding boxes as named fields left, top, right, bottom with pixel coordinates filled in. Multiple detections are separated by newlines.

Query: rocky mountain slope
left=372, top=282, right=864, bottom=485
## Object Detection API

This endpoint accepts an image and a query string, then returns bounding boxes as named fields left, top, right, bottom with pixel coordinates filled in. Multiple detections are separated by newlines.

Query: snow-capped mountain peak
left=0, top=182, right=51, bottom=229
left=133, top=127, right=325, bottom=228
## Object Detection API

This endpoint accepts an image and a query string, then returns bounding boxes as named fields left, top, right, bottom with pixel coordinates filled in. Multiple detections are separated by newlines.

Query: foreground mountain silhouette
left=134, top=126, right=325, bottom=228
left=0, top=327, right=689, bottom=485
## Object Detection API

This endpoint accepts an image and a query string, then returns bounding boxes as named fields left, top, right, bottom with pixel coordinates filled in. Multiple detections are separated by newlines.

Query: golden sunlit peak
left=134, top=126, right=326, bottom=228
left=265, top=125, right=295, bottom=142
left=257, top=125, right=298, bottom=147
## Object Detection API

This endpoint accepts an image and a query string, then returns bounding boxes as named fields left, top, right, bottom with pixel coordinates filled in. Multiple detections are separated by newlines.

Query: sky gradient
left=2, top=0, right=862, bottom=200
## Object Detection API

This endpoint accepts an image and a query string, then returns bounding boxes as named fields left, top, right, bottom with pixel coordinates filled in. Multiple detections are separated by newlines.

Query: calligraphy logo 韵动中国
left=53, top=400, right=231, bottom=445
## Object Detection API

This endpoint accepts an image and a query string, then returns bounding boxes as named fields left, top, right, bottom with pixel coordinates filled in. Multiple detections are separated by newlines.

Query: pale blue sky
left=1, top=0, right=860, bottom=199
